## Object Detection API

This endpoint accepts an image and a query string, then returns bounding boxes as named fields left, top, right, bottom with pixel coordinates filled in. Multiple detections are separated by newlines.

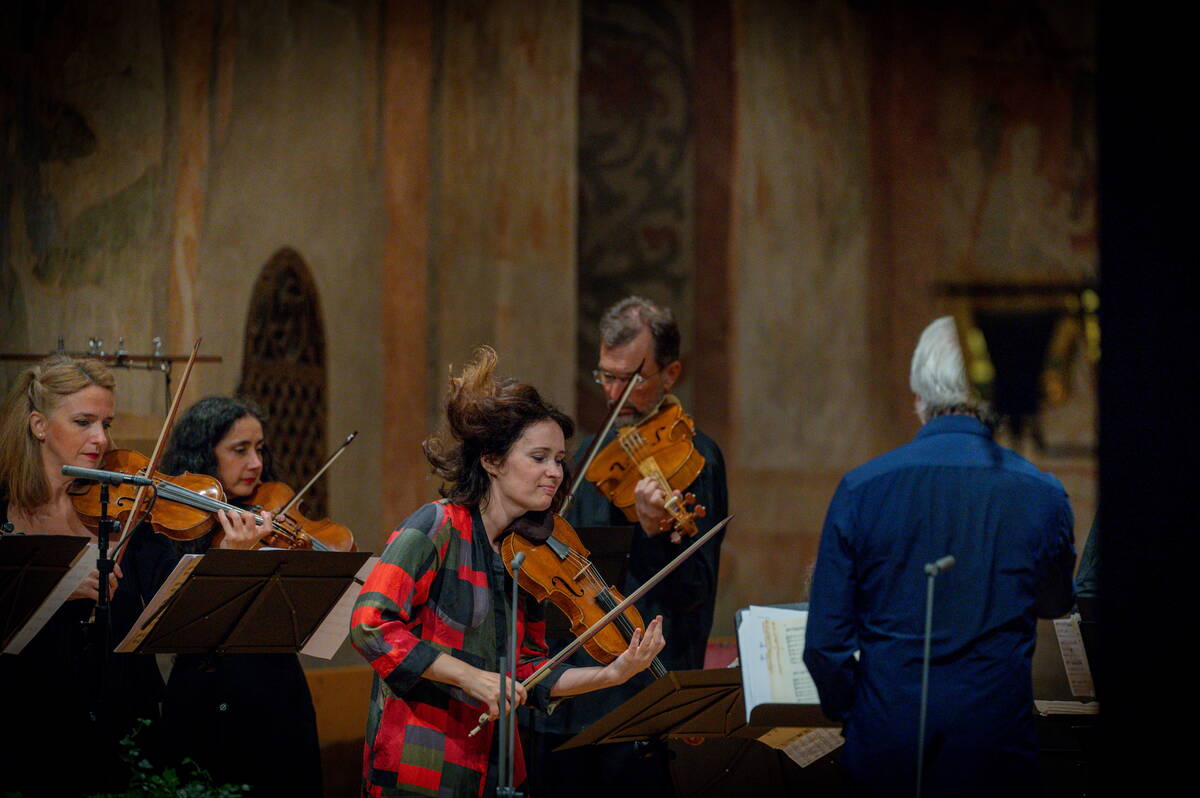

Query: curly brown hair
left=422, top=346, right=574, bottom=510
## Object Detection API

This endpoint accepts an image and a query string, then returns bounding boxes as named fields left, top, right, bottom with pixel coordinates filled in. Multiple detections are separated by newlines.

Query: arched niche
left=238, top=247, right=330, bottom=517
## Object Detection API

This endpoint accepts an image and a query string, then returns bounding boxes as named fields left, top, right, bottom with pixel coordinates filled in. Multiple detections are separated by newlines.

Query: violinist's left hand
left=633, top=478, right=681, bottom=537
left=215, top=509, right=274, bottom=549
left=601, top=615, right=666, bottom=685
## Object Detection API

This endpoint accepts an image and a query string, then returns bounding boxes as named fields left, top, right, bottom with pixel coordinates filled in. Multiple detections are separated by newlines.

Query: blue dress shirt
left=804, top=415, right=1075, bottom=796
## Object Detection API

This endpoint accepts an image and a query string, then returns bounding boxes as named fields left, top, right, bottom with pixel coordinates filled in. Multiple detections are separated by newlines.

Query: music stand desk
left=119, top=549, right=370, bottom=655
left=1, top=535, right=90, bottom=652
left=559, top=668, right=836, bottom=751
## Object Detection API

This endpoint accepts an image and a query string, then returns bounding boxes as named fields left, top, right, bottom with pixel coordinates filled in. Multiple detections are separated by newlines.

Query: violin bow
left=467, top=514, right=733, bottom=737
left=559, top=360, right=645, bottom=517
left=111, top=338, right=202, bottom=559
left=276, top=431, right=358, bottom=516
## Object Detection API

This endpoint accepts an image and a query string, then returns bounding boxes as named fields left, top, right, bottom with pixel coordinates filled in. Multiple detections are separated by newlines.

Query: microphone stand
left=62, top=465, right=155, bottom=724
left=916, top=555, right=955, bottom=798
left=90, top=480, right=117, bottom=726
left=497, top=552, right=525, bottom=798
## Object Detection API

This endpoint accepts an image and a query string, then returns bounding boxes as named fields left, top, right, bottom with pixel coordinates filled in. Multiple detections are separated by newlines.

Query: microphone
left=924, top=555, right=956, bottom=576
left=510, top=552, right=525, bottom=569
left=62, top=465, right=154, bottom=487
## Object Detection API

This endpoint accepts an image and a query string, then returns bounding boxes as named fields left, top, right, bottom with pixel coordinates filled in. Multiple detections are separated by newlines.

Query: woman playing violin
left=351, top=347, right=665, bottom=798
left=154, top=395, right=322, bottom=796
left=0, top=356, right=171, bottom=795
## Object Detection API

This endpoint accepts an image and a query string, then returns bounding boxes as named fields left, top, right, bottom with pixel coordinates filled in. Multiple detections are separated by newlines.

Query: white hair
left=910, top=316, right=973, bottom=423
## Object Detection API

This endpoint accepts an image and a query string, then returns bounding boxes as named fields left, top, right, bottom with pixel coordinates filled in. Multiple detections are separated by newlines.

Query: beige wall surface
left=718, top=0, right=876, bottom=632
left=194, top=0, right=384, bottom=557
left=1, top=0, right=387, bottom=615
left=1, top=1, right=169, bottom=420
left=2, top=0, right=1098, bottom=655
left=430, top=0, right=580, bottom=415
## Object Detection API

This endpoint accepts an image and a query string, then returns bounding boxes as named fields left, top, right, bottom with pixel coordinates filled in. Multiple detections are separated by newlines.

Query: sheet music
left=115, top=554, right=204, bottom=653
left=1034, top=699, right=1100, bottom=716
left=757, top=726, right=844, bottom=768
left=3, top=542, right=94, bottom=655
left=737, top=605, right=820, bottom=722
left=300, top=556, right=379, bottom=659
left=763, top=615, right=819, bottom=704
left=1053, top=614, right=1095, bottom=697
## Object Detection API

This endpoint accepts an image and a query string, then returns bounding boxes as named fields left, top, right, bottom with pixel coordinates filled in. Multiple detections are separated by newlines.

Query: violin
left=500, top=512, right=667, bottom=676
left=243, top=481, right=356, bottom=552
left=69, top=449, right=354, bottom=552
left=70, top=449, right=223, bottom=541
left=584, top=400, right=707, bottom=542
left=239, top=431, right=359, bottom=551
left=472, top=513, right=734, bottom=738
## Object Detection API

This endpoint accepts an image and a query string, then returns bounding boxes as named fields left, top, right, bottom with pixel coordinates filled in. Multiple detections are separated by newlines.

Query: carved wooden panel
left=238, top=248, right=329, bottom=517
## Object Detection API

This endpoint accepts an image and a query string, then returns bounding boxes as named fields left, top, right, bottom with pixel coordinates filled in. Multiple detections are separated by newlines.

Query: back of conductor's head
left=909, top=316, right=974, bottom=424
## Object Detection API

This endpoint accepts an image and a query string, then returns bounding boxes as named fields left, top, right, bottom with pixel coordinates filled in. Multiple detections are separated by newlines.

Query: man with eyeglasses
left=527, top=296, right=728, bottom=798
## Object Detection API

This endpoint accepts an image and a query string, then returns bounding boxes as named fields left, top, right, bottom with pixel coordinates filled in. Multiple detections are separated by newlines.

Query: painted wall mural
left=1, top=0, right=167, bottom=390
left=940, top=3, right=1096, bottom=281
left=575, top=0, right=694, bottom=429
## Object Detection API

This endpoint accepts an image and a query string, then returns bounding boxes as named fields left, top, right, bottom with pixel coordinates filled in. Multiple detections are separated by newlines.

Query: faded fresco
left=937, top=2, right=1098, bottom=460
left=575, top=0, right=695, bottom=429
left=1, top=1, right=168, bottom=387
left=733, top=0, right=874, bottom=472
left=940, top=3, right=1096, bottom=281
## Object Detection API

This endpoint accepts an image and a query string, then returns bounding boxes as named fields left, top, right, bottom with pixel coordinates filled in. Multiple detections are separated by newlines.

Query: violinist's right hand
left=423, top=653, right=527, bottom=718
left=215, top=508, right=274, bottom=549
left=460, top=667, right=529, bottom=719
left=69, top=562, right=122, bottom=602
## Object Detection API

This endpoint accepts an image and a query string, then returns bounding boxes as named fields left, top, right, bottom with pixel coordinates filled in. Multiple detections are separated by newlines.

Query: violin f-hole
left=550, top=575, right=586, bottom=598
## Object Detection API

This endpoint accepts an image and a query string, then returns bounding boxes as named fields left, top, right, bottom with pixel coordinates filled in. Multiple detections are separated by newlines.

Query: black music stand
left=559, top=669, right=843, bottom=797
left=1075, top=596, right=1101, bottom=698
left=543, top=526, right=636, bottom=637
left=1, top=535, right=90, bottom=652
left=118, top=549, right=370, bottom=655
left=560, top=668, right=836, bottom=751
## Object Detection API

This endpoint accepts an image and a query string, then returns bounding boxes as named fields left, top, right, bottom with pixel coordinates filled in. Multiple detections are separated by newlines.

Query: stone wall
left=2, top=0, right=1098, bottom=647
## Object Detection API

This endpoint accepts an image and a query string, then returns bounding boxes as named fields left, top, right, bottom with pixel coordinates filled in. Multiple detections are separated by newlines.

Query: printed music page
left=736, top=605, right=820, bottom=719
left=758, top=727, right=844, bottom=768
left=763, top=614, right=819, bottom=704
left=1053, top=614, right=1096, bottom=698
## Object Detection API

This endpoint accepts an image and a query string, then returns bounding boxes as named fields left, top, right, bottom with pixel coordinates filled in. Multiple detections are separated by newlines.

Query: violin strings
left=562, top=550, right=606, bottom=593
left=153, top=480, right=308, bottom=546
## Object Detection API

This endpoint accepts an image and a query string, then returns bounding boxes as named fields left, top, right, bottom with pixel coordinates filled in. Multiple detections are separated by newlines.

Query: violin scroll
left=585, top=401, right=707, bottom=542
left=658, top=492, right=707, bottom=544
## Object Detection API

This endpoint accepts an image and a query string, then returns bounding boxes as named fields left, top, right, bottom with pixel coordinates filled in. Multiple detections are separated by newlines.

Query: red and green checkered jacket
left=351, top=501, right=567, bottom=797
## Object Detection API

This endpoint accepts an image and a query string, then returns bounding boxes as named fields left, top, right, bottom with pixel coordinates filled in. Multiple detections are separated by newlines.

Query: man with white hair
left=804, top=316, right=1076, bottom=797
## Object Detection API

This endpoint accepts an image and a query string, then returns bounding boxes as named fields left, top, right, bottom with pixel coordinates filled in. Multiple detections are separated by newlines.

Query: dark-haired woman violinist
left=153, top=395, right=323, bottom=796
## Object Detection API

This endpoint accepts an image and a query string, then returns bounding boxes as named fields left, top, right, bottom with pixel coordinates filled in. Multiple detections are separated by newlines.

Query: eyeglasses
left=591, top=368, right=658, bottom=388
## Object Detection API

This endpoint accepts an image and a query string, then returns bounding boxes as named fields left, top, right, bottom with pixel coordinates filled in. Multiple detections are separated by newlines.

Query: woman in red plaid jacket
left=352, top=347, right=664, bottom=797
